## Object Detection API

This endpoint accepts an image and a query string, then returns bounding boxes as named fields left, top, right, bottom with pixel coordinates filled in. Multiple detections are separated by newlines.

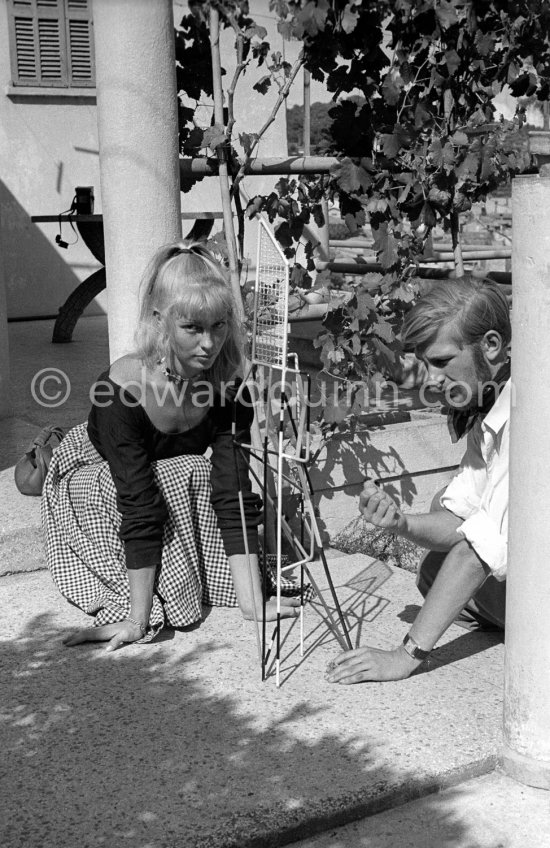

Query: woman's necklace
left=161, top=364, right=188, bottom=387
left=157, top=358, right=199, bottom=430
left=159, top=357, right=189, bottom=387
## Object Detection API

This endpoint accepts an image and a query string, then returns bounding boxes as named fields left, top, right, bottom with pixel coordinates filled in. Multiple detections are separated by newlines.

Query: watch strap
left=402, top=633, right=431, bottom=661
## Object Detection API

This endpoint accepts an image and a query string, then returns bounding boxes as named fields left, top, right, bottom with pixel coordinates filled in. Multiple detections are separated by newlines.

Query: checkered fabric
left=41, top=424, right=304, bottom=636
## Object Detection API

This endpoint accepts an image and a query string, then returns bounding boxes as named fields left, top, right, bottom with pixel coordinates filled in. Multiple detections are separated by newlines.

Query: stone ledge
left=0, top=527, right=46, bottom=576
left=308, top=415, right=463, bottom=540
left=202, top=756, right=498, bottom=848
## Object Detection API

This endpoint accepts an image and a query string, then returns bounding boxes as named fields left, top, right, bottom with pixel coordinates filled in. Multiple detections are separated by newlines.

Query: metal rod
left=262, top=421, right=269, bottom=682
left=179, top=156, right=339, bottom=179
left=423, top=249, right=512, bottom=262
left=374, top=464, right=460, bottom=485
left=328, top=244, right=511, bottom=262
left=329, top=239, right=373, bottom=249
left=303, top=69, right=311, bottom=156
left=233, top=441, right=262, bottom=665
left=284, top=402, right=352, bottom=652
left=327, top=262, right=453, bottom=279
left=31, top=212, right=224, bottom=223
left=327, top=262, right=513, bottom=282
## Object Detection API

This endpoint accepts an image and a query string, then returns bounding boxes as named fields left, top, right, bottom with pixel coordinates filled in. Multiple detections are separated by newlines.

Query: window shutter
left=37, top=0, right=66, bottom=85
left=65, top=0, right=95, bottom=87
left=12, top=10, right=38, bottom=83
left=8, top=0, right=39, bottom=85
left=7, top=0, right=94, bottom=88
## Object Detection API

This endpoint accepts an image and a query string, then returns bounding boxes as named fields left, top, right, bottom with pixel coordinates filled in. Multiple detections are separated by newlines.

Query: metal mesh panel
left=252, top=220, right=289, bottom=368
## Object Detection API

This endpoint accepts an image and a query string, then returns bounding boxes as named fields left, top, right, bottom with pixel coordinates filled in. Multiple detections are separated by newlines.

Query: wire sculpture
left=234, top=219, right=352, bottom=686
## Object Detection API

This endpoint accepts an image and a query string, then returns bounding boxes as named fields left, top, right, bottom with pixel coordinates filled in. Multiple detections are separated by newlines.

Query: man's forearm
left=398, top=509, right=464, bottom=551
left=408, top=539, right=490, bottom=650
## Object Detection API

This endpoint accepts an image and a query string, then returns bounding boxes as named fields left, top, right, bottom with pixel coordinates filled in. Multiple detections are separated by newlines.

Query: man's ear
left=482, top=330, right=504, bottom=362
left=153, top=309, right=162, bottom=327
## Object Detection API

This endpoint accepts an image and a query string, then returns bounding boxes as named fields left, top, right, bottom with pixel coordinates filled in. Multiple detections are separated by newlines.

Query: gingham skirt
left=41, top=423, right=241, bottom=632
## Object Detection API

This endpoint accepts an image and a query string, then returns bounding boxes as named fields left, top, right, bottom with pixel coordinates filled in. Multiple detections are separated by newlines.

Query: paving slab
left=0, top=417, right=46, bottom=473
left=290, top=769, right=550, bottom=848
left=1, top=554, right=505, bottom=848
left=0, top=451, right=45, bottom=576
left=8, top=315, right=110, bottom=434
left=0, top=459, right=41, bottom=535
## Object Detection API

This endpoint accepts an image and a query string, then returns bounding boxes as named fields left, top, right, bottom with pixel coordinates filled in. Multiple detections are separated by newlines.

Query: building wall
left=0, top=0, right=290, bottom=320
left=0, top=0, right=104, bottom=320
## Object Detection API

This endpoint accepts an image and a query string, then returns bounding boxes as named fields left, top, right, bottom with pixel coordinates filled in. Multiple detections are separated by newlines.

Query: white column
left=92, top=0, right=181, bottom=361
left=0, top=237, right=10, bottom=418
left=503, top=172, right=550, bottom=789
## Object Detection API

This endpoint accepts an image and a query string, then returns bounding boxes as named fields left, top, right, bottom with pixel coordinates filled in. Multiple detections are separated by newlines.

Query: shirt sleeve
left=88, top=388, right=167, bottom=570
left=440, top=426, right=486, bottom=520
left=456, top=512, right=507, bottom=580
left=209, top=384, right=262, bottom=556
left=441, top=424, right=507, bottom=580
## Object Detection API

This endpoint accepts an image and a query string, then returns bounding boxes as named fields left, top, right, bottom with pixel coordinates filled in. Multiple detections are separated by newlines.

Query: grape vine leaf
left=202, top=125, right=226, bottom=151
left=253, top=75, right=272, bottom=94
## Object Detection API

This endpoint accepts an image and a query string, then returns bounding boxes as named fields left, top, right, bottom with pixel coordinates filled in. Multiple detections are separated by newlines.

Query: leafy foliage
left=287, top=101, right=333, bottom=154
left=175, top=0, right=550, bottom=408
left=264, top=0, right=548, bottom=389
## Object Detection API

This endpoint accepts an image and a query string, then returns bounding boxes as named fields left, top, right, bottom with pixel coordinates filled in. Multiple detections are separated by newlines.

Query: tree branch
left=223, top=11, right=247, bottom=141
left=230, top=51, right=305, bottom=199
left=209, top=5, right=244, bottom=317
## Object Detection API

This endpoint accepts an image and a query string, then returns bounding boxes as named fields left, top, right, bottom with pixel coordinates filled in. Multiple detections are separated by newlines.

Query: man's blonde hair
left=402, top=278, right=511, bottom=354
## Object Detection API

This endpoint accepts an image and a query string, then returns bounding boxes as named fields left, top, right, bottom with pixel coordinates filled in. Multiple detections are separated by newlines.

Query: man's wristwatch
left=402, top=633, right=432, bottom=661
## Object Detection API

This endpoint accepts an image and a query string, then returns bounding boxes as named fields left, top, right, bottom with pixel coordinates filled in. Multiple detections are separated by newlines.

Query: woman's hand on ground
left=241, top=595, right=301, bottom=622
left=359, top=481, right=406, bottom=533
left=325, top=645, right=422, bottom=684
left=62, top=619, right=145, bottom=651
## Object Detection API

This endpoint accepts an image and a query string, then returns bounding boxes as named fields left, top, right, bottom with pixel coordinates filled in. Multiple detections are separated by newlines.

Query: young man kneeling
left=327, top=278, right=510, bottom=684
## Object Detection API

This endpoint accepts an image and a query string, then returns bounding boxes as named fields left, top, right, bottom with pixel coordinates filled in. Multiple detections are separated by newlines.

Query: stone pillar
left=0, top=236, right=10, bottom=418
left=503, top=172, right=550, bottom=789
left=92, top=0, right=181, bottom=361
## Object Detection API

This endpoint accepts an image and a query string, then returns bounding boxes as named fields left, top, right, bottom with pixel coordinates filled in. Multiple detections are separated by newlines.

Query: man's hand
left=325, top=645, right=422, bottom=684
left=359, top=481, right=406, bottom=532
left=62, top=619, right=145, bottom=652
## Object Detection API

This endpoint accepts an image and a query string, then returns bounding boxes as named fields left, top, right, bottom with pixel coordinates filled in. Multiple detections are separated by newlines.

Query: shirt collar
left=482, top=378, right=511, bottom=435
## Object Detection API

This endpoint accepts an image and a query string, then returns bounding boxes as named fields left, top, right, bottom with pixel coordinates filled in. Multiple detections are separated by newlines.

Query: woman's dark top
left=87, top=372, right=261, bottom=570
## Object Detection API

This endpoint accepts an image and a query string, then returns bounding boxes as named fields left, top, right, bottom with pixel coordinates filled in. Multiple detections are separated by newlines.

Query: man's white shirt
left=440, top=379, right=511, bottom=580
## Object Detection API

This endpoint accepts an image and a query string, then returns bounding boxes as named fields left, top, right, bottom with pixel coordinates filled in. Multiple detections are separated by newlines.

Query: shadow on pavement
left=1, top=610, right=489, bottom=848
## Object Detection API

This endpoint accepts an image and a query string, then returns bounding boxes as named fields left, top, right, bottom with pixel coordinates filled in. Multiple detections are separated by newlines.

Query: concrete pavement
left=1, top=316, right=548, bottom=848
left=291, top=770, right=550, bottom=848
left=2, top=553, right=506, bottom=848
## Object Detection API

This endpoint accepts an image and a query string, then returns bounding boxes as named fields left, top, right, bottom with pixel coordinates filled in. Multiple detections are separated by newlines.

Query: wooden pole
left=209, top=7, right=244, bottom=318
left=450, top=211, right=465, bottom=278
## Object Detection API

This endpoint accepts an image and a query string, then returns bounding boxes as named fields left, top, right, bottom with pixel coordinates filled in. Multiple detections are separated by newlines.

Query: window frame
left=7, top=0, right=95, bottom=90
